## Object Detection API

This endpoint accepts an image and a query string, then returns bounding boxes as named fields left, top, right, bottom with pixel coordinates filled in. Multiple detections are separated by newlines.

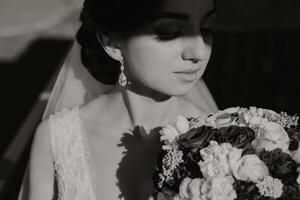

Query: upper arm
left=27, top=119, right=55, bottom=200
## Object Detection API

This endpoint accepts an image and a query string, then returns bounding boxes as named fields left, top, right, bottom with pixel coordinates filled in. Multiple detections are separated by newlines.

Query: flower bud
left=176, top=115, right=189, bottom=134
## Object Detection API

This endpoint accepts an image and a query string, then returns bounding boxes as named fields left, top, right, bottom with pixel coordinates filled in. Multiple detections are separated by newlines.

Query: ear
left=97, top=33, right=123, bottom=61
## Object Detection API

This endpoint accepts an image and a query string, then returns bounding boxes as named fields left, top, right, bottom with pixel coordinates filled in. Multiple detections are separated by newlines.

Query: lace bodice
left=49, top=108, right=98, bottom=200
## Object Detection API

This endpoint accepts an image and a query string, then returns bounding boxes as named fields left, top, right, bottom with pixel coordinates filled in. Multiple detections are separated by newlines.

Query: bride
left=24, top=0, right=217, bottom=199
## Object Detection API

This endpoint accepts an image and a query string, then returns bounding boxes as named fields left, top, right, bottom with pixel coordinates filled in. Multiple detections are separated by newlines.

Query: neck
left=117, top=86, right=179, bottom=131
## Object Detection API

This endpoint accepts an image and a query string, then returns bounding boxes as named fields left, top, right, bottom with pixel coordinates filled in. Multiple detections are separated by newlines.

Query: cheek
left=124, top=37, right=180, bottom=82
left=123, top=36, right=211, bottom=95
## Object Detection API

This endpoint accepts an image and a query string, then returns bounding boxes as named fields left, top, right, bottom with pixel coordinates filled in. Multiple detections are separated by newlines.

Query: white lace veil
left=41, top=40, right=114, bottom=119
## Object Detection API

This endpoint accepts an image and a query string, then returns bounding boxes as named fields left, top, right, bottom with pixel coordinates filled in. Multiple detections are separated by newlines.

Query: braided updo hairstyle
left=76, top=0, right=160, bottom=84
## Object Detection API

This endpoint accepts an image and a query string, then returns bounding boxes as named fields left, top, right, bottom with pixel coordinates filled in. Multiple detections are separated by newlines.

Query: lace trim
left=49, top=108, right=98, bottom=200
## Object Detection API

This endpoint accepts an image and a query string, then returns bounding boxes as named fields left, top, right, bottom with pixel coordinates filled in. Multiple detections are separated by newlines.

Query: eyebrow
left=151, top=12, right=190, bottom=21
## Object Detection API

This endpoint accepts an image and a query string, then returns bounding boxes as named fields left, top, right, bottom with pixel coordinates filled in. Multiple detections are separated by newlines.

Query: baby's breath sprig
left=256, top=176, right=283, bottom=198
left=263, top=111, right=298, bottom=128
left=160, top=148, right=184, bottom=186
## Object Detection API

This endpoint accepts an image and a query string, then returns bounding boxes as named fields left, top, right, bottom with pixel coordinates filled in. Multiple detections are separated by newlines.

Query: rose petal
left=176, top=115, right=190, bottom=134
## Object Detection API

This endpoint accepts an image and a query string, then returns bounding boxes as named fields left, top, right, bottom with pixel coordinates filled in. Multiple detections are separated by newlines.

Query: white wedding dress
left=49, top=107, right=161, bottom=200
left=50, top=107, right=98, bottom=200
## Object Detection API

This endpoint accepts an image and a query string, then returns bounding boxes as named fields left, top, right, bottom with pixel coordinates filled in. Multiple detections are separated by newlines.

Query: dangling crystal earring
left=118, top=59, right=127, bottom=87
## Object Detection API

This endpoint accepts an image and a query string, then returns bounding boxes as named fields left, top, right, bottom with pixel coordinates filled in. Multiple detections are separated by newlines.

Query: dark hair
left=76, top=0, right=160, bottom=84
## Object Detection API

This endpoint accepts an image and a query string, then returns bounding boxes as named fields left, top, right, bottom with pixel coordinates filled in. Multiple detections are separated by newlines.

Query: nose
left=181, top=35, right=208, bottom=63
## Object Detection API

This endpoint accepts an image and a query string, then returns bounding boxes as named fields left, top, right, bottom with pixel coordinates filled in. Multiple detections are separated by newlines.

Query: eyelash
left=155, top=31, right=182, bottom=42
left=154, top=27, right=213, bottom=43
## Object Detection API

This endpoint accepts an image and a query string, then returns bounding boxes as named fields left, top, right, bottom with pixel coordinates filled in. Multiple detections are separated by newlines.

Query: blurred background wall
left=0, top=0, right=81, bottom=198
left=204, top=0, right=300, bottom=114
left=204, top=30, right=300, bottom=113
left=0, top=0, right=299, bottom=199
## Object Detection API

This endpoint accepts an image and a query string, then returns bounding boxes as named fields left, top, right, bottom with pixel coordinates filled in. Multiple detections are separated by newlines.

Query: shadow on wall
left=204, top=30, right=300, bottom=114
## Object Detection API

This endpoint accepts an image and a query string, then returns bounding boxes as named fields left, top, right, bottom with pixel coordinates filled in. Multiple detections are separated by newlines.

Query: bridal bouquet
left=153, top=107, right=300, bottom=200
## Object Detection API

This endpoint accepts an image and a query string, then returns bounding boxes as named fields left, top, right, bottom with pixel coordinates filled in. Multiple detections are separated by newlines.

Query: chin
left=158, top=82, right=197, bottom=97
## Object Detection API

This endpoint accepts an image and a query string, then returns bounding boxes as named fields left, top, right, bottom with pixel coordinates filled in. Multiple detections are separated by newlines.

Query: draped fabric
left=42, top=41, right=113, bottom=119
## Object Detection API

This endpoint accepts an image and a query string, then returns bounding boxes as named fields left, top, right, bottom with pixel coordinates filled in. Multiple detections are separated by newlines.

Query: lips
left=174, top=67, right=201, bottom=74
left=174, top=68, right=202, bottom=82
left=174, top=69, right=200, bottom=74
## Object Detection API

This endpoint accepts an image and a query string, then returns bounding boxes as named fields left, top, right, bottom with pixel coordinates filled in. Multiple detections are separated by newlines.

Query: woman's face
left=120, top=0, right=213, bottom=97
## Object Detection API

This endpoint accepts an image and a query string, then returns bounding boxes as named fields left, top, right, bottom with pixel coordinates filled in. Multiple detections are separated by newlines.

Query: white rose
left=205, top=114, right=218, bottom=127
left=199, top=142, right=233, bottom=179
left=256, top=108, right=264, bottom=116
left=253, top=121, right=289, bottom=152
left=178, top=177, right=205, bottom=200
left=176, top=115, right=190, bottom=134
left=239, top=107, right=266, bottom=127
left=205, top=107, right=240, bottom=128
left=228, top=147, right=243, bottom=174
left=160, top=123, right=181, bottom=143
left=232, top=154, right=269, bottom=183
left=224, top=107, right=241, bottom=114
left=160, top=116, right=190, bottom=144
left=201, top=176, right=236, bottom=200
left=248, top=115, right=264, bottom=126
left=249, top=106, right=257, bottom=114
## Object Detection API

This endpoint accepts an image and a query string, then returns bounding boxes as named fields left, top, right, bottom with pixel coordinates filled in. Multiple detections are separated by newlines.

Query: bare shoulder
left=32, top=118, right=51, bottom=152
left=28, top=118, right=54, bottom=200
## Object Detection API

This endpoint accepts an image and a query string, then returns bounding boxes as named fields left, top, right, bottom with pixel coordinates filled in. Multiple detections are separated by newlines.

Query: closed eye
left=152, top=21, right=184, bottom=42
left=155, top=30, right=182, bottom=42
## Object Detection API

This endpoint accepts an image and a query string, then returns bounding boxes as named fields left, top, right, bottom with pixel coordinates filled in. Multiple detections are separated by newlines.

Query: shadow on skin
left=116, top=126, right=162, bottom=200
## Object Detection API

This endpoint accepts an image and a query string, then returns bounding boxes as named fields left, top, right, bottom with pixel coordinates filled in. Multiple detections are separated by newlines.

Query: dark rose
left=281, top=184, right=300, bottom=199
left=258, top=149, right=298, bottom=183
left=286, top=126, right=300, bottom=151
left=213, top=125, right=256, bottom=153
left=177, top=126, right=216, bottom=150
left=156, top=188, right=177, bottom=200
left=233, top=181, right=260, bottom=200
